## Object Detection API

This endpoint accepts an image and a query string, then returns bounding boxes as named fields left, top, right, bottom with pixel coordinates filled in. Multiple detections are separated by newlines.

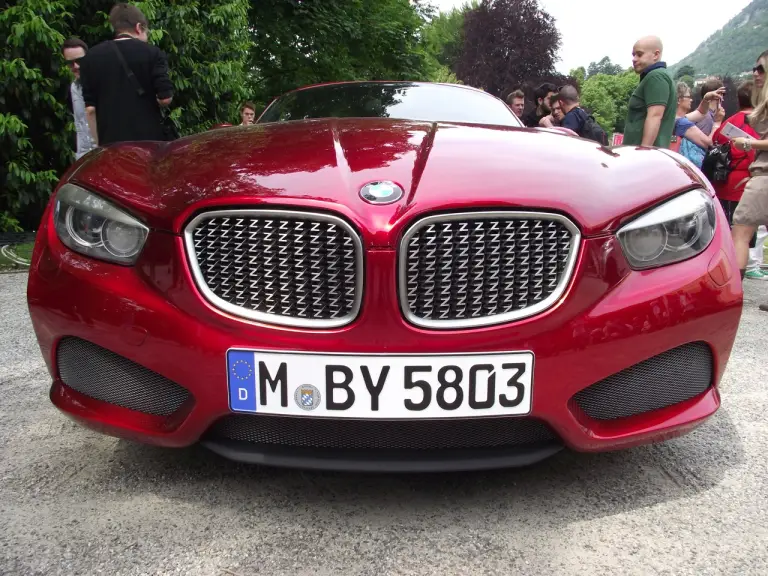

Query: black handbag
left=159, top=107, right=180, bottom=141
left=701, top=142, right=731, bottom=182
left=109, top=40, right=179, bottom=141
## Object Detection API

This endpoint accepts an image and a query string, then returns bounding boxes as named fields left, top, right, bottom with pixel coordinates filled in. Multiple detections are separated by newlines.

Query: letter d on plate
left=227, top=350, right=257, bottom=412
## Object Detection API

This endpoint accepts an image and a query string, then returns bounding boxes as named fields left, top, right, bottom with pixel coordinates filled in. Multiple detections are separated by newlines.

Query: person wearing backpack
left=711, top=80, right=766, bottom=280
left=557, top=85, right=608, bottom=145
left=79, top=3, right=174, bottom=146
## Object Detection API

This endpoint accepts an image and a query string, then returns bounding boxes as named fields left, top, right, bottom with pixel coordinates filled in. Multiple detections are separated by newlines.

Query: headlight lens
left=617, top=189, right=716, bottom=270
left=54, top=183, right=148, bottom=265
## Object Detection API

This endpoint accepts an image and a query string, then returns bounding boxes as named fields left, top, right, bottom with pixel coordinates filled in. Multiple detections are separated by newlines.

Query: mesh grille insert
left=57, top=337, right=191, bottom=416
left=401, top=213, right=577, bottom=327
left=207, top=414, right=558, bottom=451
left=573, top=342, right=713, bottom=421
left=187, top=211, right=362, bottom=325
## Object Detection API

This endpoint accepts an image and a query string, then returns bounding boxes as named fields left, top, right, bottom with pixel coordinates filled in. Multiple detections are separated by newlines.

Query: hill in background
left=670, top=0, right=768, bottom=77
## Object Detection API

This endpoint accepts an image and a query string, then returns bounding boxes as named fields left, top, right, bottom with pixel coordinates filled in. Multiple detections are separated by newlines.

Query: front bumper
left=27, top=200, right=743, bottom=471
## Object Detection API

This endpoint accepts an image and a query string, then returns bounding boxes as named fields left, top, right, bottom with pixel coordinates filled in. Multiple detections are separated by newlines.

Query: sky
left=431, top=0, right=754, bottom=73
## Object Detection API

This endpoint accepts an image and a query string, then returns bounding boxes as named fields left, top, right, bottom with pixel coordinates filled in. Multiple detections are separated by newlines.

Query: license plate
left=226, top=350, right=534, bottom=418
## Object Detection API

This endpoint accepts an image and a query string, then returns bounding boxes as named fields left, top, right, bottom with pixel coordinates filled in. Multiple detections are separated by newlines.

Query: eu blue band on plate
left=227, top=350, right=257, bottom=412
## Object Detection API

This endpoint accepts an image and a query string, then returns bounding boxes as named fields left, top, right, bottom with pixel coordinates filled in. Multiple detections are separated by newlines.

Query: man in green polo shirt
left=623, top=36, right=677, bottom=147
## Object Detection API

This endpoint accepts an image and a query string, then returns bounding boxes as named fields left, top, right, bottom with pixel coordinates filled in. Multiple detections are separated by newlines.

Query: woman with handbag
left=711, top=80, right=765, bottom=280
left=731, top=50, right=768, bottom=311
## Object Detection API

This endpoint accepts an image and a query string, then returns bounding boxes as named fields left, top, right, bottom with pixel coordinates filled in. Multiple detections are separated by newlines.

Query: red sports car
left=27, top=81, right=743, bottom=472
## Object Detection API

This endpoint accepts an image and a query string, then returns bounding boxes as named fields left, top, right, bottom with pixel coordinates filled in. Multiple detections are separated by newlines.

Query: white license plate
left=226, top=350, right=534, bottom=418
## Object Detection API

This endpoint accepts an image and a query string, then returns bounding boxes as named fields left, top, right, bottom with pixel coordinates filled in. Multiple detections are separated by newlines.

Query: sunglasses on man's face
left=754, top=64, right=765, bottom=75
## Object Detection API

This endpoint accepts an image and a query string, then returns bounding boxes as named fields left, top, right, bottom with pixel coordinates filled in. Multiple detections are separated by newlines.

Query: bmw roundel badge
left=359, top=181, right=404, bottom=204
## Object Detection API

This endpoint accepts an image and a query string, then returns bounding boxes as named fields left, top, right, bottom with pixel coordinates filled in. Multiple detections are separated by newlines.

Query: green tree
left=456, top=0, right=562, bottom=97
left=569, top=66, right=586, bottom=85
left=421, top=1, right=477, bottom=79
left=580, top=69, right=639, bottom=135
left=675, top=65, right=696, bottom=80
left=134, top=0, right=252, bottom=132
left=678, top=74, right=695, bottom=89
left=580, top=76, right=617, bottom=135
left=586, top=56, right=623, bottom=78
left=249, top=0, right=430, bottom=106
left=1, top=1, right=71, bottom=231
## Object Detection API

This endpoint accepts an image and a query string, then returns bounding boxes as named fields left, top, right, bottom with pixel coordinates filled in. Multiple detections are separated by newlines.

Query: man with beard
left=522, top=82, right=557, bottom=128
left=538, top=93, right=564, bottom=128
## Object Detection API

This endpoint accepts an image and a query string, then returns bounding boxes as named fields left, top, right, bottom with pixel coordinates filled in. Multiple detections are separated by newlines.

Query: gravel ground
left=1, top=272, right=767, bottom=576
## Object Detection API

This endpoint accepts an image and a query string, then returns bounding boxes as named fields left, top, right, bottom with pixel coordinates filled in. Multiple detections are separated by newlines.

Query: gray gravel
left=1, top=271, right=767, bottom=576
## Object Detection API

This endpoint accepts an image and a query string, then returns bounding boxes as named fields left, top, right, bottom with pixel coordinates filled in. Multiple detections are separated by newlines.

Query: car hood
left=71, top=118, right=706, bottom=243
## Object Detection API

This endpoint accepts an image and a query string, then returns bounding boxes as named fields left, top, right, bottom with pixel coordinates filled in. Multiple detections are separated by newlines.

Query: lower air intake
left=573, top=342, right=713, bottom=421
left=207, top=414, right=558, bottom=450
left=57, top=337, right=191, bottom=416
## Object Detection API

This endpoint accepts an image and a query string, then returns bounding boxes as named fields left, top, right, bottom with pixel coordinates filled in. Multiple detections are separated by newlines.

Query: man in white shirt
left=61, top=38, right=97, bottom=160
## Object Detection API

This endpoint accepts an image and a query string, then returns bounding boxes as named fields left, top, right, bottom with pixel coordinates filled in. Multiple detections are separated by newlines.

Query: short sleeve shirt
left=623, top=68, right=677, bottom=147
left=674, top=117, right=695, bottom=137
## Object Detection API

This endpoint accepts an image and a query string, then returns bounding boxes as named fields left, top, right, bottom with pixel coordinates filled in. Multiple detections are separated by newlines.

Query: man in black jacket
left=79, top=3, right=174, bottom=146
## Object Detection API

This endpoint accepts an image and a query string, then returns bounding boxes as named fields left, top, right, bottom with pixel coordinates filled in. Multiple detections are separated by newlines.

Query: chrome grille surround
left=184, top=209, right=363, bottom=328
left=398, top=211, right=581, bottom=329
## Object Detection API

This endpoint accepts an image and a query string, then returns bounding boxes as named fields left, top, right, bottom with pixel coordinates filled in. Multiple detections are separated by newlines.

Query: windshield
left=258, top=82, right=521, bottom=127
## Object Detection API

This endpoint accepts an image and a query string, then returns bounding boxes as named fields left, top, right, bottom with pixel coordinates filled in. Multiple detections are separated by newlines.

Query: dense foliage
left=674, top=65, right=696, bottom=80
left=1, top=0, right=253, bottom=230
left=669, top=0, right=768, bottom=77
left=249, top=0, right=432, bottom=107
left=1, top=0, right=439, bottom=231
left=1, top=1, right=72, bottom=231
left=420, top=1, right=476, bottom=83
left=578, top=69, right=640, bottom=136
left=587, top=57, right=624, bottom=78
left=455, top=0, right=561, bottom=97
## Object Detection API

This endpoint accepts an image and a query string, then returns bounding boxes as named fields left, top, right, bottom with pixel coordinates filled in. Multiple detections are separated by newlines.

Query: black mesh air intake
left=207, top=414, right=558, bottom=450
left=573, top=342, right=713, bottom=421
left=57, top=337, right=191, bottom=416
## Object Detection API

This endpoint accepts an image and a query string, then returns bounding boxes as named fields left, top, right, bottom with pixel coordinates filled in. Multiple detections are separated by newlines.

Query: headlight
left=53, top=183, right=148, bottom=265
left=617, top=189, right=716, bottom=270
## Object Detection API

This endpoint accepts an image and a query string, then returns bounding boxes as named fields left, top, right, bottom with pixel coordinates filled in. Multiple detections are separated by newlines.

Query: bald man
left=623, top=36, right=676, bottom=148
